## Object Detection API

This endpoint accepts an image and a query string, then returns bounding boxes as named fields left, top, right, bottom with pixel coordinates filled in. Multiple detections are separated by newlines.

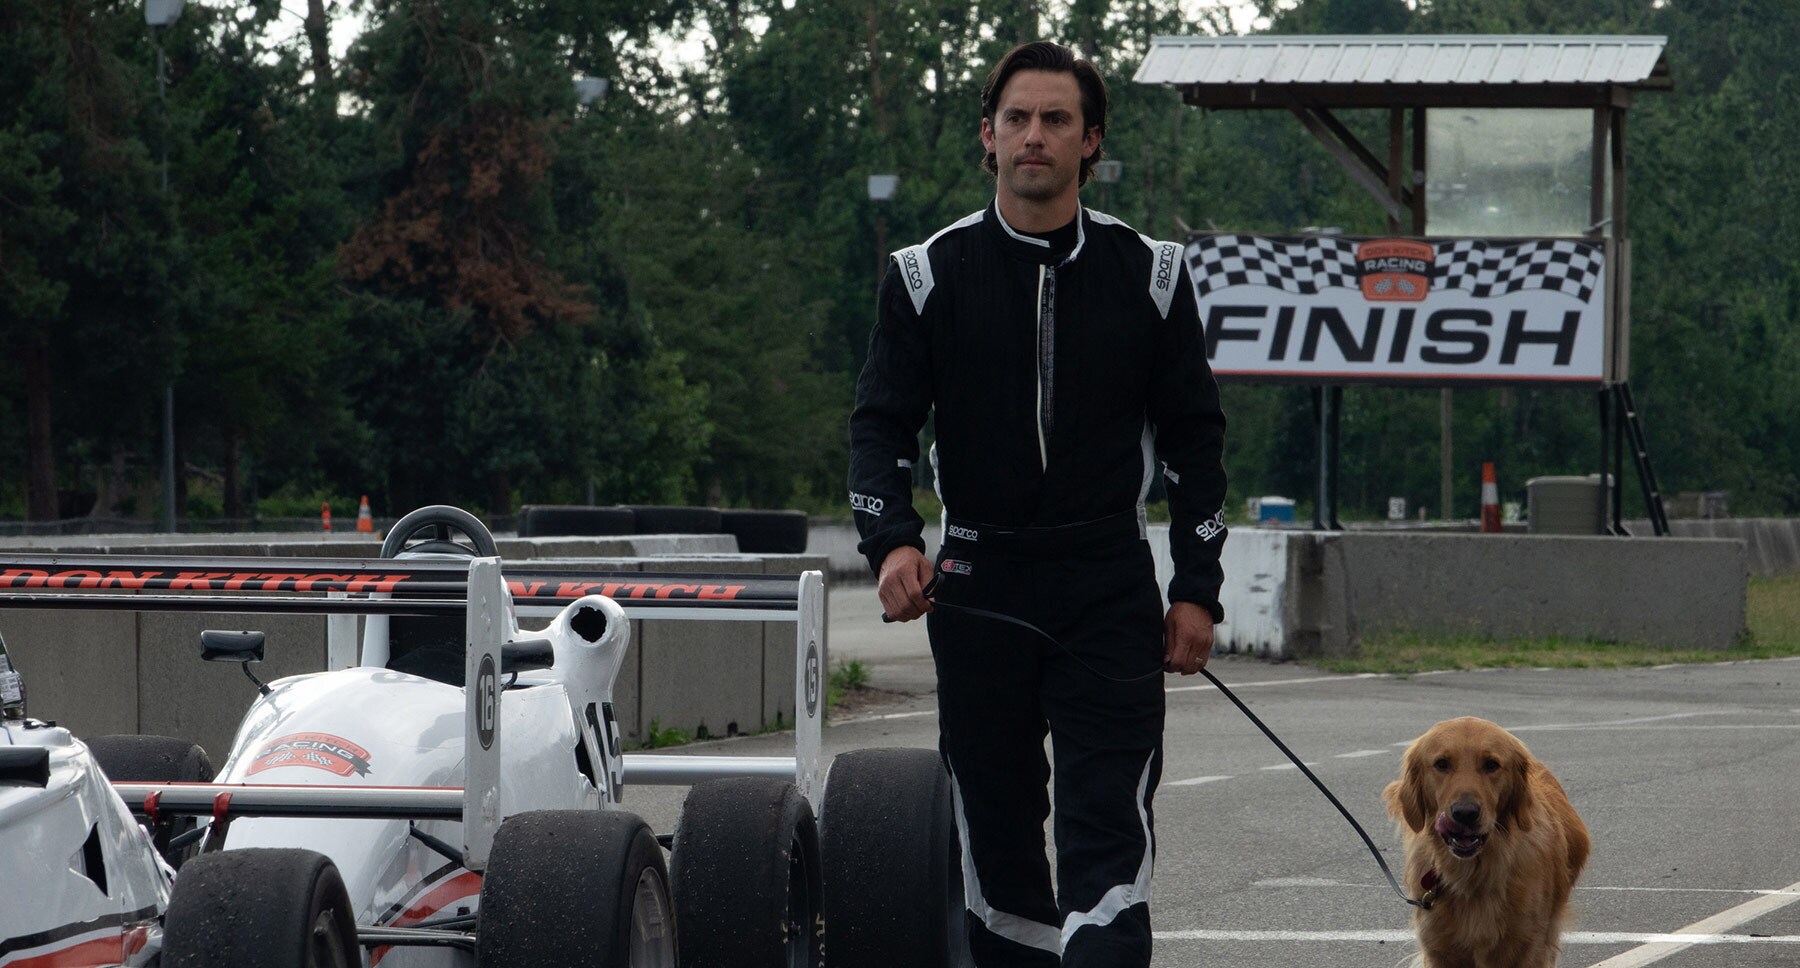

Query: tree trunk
left=23, top=331, right=57, bottom=521
left=91, top=445, right=129, bottom=519
left=224, top=432, right=243, bottom=521
left=489, top=470, right=512, bottom=516
left=303, top=0, right=333, bottom=92
left=866, top=2, right=890, bottom=144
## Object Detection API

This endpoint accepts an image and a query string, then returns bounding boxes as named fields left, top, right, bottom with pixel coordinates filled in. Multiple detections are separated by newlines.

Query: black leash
left=888, top=582, right=1432, bottom=910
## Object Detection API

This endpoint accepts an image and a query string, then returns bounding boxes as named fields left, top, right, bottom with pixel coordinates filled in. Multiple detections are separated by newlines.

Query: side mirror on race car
left=200, top=629, right=270, bottom=696
left=0, top=631, right=26, bottom=721
left=501, top=637, right=555, bottom=674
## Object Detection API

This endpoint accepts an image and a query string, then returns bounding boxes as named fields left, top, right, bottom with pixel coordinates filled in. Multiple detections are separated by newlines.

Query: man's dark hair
left=980, top=41, right=1109, bottom=187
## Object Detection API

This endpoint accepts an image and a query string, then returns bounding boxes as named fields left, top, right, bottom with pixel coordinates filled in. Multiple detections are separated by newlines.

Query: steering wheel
left=380, top=505, right=500, bottom=559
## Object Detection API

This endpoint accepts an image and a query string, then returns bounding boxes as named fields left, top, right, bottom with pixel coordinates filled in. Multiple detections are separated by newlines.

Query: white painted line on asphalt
left=1253, top=877, right=1346, bottom=888
left=1508, top=711, right=1727, bottom=731
left=1245, top=878, right=1800, bottom=898
left=1259, top=762, right=1318, bottom=771
left=1335, top=749, right=1389, bottom=758
left=1166, top=775, right=1233, bottom=787
left=1152, top=929, right=1800, bottom=946
left=1585, top=877, right=1800, bottom=967
left=1584, top=885, right=1800, bottom=896
left=1168, top=672, right=1388, bottom=694
left=1155, top=929, right=1412, bottom=943
left=1538, top=724, right=1800, bottom=732
left=832, top=709, right=935, bottom=725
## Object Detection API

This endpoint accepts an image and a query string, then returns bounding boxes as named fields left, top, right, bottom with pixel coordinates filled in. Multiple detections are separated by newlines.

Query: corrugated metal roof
left=1135, top=35, right=1668, bottom=88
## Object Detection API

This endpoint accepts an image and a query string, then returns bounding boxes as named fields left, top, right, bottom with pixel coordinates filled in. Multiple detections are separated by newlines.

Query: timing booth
left=1136, top=35, right=1672, bottom=533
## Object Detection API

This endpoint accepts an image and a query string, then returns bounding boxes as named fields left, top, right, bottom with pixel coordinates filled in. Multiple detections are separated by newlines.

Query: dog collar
left=1420, top=869, right=1443, bottom=910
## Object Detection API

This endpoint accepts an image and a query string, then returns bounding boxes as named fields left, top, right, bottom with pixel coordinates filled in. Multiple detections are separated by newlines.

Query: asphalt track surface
left=630, top=587, right=1800, bottom=968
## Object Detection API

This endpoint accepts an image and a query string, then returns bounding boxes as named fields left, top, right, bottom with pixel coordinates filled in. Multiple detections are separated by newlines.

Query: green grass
left=1312, top=572, right=1800, bottom=676
left=636, top=718, right=693, bottom=749
left=828, top=658, right=871, bottom=708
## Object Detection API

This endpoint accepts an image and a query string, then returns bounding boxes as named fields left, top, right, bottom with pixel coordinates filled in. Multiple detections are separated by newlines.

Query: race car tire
left=671, top=777, right=823, bottom=968
left=84, top=734, right=212, bottom=869
left=161, top=848, right=358, bottom=968
left=627, top=505, right=723, bottom=535
left=476, top=809, right=676, bottom=968
left=381, top=504, right=499, bottom=558
left=517, top=504, right=636, bottom=538
left=720, top=509, right=809, bottom=554
left=820, top=747, right=972, bottom=968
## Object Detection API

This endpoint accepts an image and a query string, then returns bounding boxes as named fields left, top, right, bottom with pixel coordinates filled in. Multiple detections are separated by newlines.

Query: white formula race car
left=0, top=505, right=969, bottom=968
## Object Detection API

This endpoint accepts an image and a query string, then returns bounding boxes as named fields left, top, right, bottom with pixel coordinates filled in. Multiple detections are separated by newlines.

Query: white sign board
left=1191, top=235, right=1608, bottom=385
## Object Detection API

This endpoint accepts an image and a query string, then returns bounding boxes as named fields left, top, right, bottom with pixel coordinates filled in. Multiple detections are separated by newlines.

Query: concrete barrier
left=820, top=518, right=1751, bottom=657
left=1152, top=527, right=1748, bottom=658
left=1626, top=518, right=1800, bottom=577
left=0, top=533, right=823, bottom=760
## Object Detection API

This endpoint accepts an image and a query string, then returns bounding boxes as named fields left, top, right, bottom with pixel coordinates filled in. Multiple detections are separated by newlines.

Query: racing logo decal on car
left=247, top=732, right=374, bottom=777
left=508, top=579, right=750, bottom=601
left=0, top=567, right=411, bottom=594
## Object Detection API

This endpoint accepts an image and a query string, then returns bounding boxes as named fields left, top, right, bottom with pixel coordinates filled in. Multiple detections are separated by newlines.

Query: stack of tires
left=662, top=746, right=972, bottom=968
left=517, top=504, right=809, bottom=554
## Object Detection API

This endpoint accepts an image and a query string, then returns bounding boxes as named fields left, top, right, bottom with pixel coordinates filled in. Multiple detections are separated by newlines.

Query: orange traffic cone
left=1480, top=462, right=1501, bottom=533
left=356, top=495, right=374, bottom=532
left=321, top=501, right=333, bottom=532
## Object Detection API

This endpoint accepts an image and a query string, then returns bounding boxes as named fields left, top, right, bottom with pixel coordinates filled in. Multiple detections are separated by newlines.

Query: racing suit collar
left=989, top=198, right=1088, bottom=266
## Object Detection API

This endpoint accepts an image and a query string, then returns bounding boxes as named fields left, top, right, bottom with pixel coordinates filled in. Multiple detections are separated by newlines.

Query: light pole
left=573, top=76, right=609, bottom=108
left=1092, top=158, right=1122, bottom=213
left=868, top=174, right=899, bottom=293
left=147, top=0, right=183, bottom=532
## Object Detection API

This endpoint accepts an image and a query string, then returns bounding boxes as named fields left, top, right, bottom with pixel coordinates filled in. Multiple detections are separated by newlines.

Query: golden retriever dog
left=1383, top=717, right=1590, bottom=968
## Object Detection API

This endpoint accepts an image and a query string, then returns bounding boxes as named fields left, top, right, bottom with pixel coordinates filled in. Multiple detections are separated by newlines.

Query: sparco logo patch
left=941, top=559, right=973, bottom=576
left=1196, top=509, right=1227, bottom=542
left=248, top=732, right=373, bottom=777
left=901, top=249, right=926, bottom=292
left=946, top=524, right=979, bottom=542
left=1154, top=243, right=1177, bottom=292
left=849, top=492, right=884, bottom=516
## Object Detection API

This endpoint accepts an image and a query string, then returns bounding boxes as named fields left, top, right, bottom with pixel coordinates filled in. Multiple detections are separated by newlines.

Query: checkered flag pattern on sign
left=1434, top=239, right=1602, bottom=302
left=1187, top=235, right=1359, bottom=297
left=1187, top=236, right=1603, bottom=302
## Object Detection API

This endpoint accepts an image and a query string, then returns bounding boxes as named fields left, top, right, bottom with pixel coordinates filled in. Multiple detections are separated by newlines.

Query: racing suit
left=848, top=199, right=1228, bottom=967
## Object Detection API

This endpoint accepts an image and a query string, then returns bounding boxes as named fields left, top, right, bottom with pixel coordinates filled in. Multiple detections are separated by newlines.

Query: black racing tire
left=477, top=810, right=676, bottom=968
left=518, top=504, right=637, bottom=538
left=720, top=509, right=810, bottom=554
left=161, top=849, right=358, bottom=968
left=85, top=734, right=213, bottom=870
left=628, top=505, right=723, bottom=535
left=821, top=748, right=971, bottom=968
left=671, top=777, right=823, bottom=968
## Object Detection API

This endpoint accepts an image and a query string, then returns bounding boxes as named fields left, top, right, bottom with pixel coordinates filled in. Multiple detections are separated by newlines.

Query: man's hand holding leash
left=1164, top=601, right=1213, bottom=676
left=877, top=546, right=934, bottom=622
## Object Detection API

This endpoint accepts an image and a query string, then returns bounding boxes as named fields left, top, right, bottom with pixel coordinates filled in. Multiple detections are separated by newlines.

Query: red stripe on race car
left=370, top=870, right=482, bottom=966
left=3, top=934, right=121, bottom=968
left=394, top=870, right=481, bottom=926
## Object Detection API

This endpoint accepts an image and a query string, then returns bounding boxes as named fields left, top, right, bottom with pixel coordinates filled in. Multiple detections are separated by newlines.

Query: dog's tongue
left=1434, top=813, right=1473, bottom=836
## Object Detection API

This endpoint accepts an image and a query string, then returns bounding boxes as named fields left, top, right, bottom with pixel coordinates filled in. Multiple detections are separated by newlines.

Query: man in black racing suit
left=848, top=41, right=1229, bottom=968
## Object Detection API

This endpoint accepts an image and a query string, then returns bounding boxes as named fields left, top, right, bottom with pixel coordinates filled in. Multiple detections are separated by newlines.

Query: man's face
left=981, top=69, right=1099, bottom=205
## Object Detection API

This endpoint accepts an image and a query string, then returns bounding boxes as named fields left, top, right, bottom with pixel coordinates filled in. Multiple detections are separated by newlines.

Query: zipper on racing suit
left=1035, top=264, right=1056, bottom=471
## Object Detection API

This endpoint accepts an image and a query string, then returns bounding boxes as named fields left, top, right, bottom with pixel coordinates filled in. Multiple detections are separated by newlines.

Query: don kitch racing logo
left=248, top=732, right=373, bottom=777
left=1356, top=239, right=1433, bottom=302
